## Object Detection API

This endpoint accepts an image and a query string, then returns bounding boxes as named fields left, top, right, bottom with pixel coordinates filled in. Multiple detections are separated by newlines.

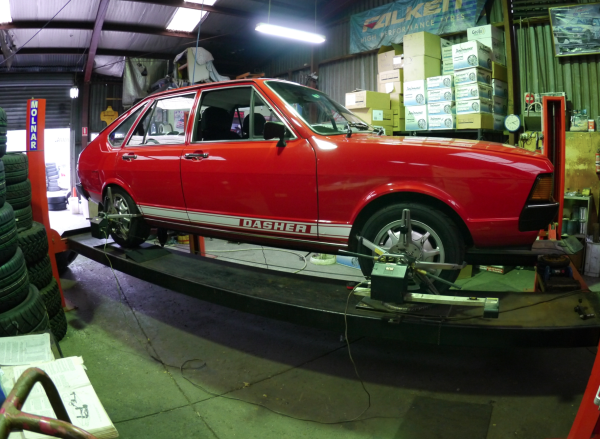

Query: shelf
left=564, top=195, right=591, bottom=201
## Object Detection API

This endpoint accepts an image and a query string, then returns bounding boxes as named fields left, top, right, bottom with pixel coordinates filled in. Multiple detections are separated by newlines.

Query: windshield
left=266, top=81, right=374, bottom=135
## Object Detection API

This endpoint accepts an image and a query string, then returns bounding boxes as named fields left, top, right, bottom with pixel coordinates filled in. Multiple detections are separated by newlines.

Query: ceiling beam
left=319, top=0, right=364, bottom=21
left=124, top=0, right=248, bottom=18
left=85, top=0, right=111, bottom=82
left=0, top=20, right=199, bottom=39
left=14, top=47, right=176, bottom=59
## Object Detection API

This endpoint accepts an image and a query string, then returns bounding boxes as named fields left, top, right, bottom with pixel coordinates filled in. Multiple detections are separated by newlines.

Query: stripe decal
left=138, top=204, right=352, bottom=239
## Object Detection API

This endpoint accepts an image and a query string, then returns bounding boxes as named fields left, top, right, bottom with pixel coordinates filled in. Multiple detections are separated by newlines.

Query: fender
left=101, top=177, right=134, bottom=204
left=349, top=181, right=472, bottom=230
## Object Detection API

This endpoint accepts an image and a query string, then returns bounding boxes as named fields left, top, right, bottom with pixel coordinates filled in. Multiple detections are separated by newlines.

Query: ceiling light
left=255, top=23, right=325, bottom=44
left=70, top=86, right=79, bottom=99
left=167, top=8, right=208, bottom=32
left=184, top=0, right=217, bottom=4
left=0, top=0, right=12, bottom=24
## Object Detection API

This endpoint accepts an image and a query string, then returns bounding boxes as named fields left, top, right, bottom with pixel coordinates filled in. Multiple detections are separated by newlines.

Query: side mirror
left=264, top=121, right=287, bottom=147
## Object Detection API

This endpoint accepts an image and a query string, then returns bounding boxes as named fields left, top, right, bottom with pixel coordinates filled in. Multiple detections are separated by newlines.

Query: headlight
left=529, top=174, right=554, bottom=202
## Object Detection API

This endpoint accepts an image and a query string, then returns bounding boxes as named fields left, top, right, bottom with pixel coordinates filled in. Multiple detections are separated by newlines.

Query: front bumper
left=76, top=183, right=90, bottom=200
left=519, top=202, right=559, bottom=232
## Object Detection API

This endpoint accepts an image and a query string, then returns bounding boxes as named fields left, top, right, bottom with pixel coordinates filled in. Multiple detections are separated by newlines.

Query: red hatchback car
left=78, top=79, right=558, bottom=289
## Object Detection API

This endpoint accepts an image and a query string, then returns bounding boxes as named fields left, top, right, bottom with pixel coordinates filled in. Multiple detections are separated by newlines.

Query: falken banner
left=350, top=0, right=488, bottom=53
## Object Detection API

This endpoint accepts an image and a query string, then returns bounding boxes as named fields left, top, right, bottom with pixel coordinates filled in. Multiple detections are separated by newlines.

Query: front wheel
left=103, top=187, right=150, bottom=248
left=355, top=202, right=465, bottom=294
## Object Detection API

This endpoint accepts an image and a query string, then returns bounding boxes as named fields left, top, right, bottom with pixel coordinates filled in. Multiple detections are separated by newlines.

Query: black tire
left=46, top=171, right=58, bottom=177
left=18, top=222, right=48, bottom=263
left=0, top=269, right=29, bottom=313
left=6, top=169, right=28, bottom=185
left=40, top=279, right=62, bottom=317
left=2, top=153, right=27, bottom=172
left=104, top=186, right=150, bottom=248
left=0, top=183, right=6, bottom=208
left=6, top=179, right=32, bottom=210
left=0, top=247, right=25, bottom=287
left=0, top=135, right=5, bottom=145
left=47, top=194, right=67, bottom=203
left=50, top=309, right=67, bottom=341
left=48, top=202, right=67, bottom=211
left=28, top=255, right=53, bottom=290
left=0, top=284, right=47, bottom=337
left=32, top=312, right=50, bottom=333
left=0, top=203, right=17, bottom=265
left=539, top=254, right=571, bottom=268
left=6, top=194, right=31, bottom=210
left=55, top=250, right=78, bottom=274
left=355, top=202, right=465, bottom=294
left=14, top=205, right=33, bottom=230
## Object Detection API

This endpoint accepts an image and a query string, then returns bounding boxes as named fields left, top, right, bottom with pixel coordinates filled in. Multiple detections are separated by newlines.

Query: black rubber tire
left=27, top=255, right=53, bottom=290
left=104, top=187, right=150, bottom=248
left=0, top=182, right=6, bottom=208
left=0, top=144, right=6, bottom=159
left=0, top=284, right=47, bottom=336
left=539, top=254, right=571, bottom=268
left=6, top=179, right=31, bottom=210
left=0, top=107, right=6, bottom=127
left=0, top=247, right=25, bottom=286
left=50, top=309, right=67, bottom=341
left=6, top=194, right=31, bottom=210
left=5, top=169, right=28, bottom=185
left=32, top=312, right=50, bottom=333
left=55, top=250, right=78, bottom=274
left=355, top=202, right=465, bottom=294
left=40, top=278, right=62, bottom=317
left=47, top=194, right=67, bottom=203
left=17, top=222, right=48, bottom=263
left=0, top=271, right=29, bottom=313
left=0, top=135, right=5, bottom=145
left=2, top=153, right=27, bottom=172
left=48, top=202, right=67, bottom=211
left=0, top=203, right=17, bottom=265
left=14, top=205, right=33, bottom=230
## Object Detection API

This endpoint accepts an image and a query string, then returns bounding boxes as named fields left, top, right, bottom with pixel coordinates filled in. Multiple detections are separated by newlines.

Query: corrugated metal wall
left=90, top=82, right=125, bottom=133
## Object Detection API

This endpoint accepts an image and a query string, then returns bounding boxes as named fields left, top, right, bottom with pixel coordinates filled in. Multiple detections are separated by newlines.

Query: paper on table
left=0, top=334, right=53, bottom=366
left=10, top=357, right=116, bottom=439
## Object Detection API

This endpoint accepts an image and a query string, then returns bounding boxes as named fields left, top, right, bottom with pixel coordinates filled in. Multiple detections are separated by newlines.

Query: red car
left=77, top=79, right=558, bottom=290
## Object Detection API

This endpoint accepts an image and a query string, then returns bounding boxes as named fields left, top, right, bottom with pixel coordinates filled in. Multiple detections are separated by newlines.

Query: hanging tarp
left=350, top=0, right=489, bottom=53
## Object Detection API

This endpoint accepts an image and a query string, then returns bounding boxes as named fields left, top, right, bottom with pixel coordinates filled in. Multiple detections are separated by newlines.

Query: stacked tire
left=46, top=163, right=60, bottom=192
left=2, top=152, right=67, bottom=340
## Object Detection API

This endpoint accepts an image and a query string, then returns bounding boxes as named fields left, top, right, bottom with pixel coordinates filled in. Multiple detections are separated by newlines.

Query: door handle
left=184, top=152, right=208, bottom=159
left=122, top=154, right=137, bottom=161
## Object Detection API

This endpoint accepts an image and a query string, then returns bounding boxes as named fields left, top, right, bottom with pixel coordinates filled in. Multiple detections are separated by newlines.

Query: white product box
left=492, top=96, right=508, bottom=114
left=441, top=38, right=453, bottom=60
left=429, top=114, right=456, bottom=130
left=403, top=80, right=427, bottom=106
left=428, top=101, right=456, bottom=115
left=452, top=41, right=494, bottom=71
left=406, top=105, right=428, bottom=130
left=467, top=25, right=504, bottom=42
left=492, top=79, right=508, bottom=97
left=477, top=37, right=506, bottom=65
left=427, top=75, right=454, bottom=90
left=456, top=83, right=493, bottom=100
left=454, top=67, right=492, bottom=85
left=493, top=113, right=505, bottom=131
left=442, top=64, right=454, bottom=75
left=427, top=88, right=455, bottom=102
left=456, top=98, right=493, bottom=114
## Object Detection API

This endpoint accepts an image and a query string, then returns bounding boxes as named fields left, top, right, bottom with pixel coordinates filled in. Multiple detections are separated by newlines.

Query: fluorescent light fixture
left=184, top=0, right=217, bottom=4
left=0, top=0, right=12, bottom=24
left=256, top=23, right=325, bottom=44
left=167, top=8, right=208, bottom=32
left=70, top=86, right=79, bottom=99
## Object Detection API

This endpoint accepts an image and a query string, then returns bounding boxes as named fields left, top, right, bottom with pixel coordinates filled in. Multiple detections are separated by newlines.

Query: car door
left=180, top=85, right=319, bottom=241
left=114, top=92, right=198, bottom=225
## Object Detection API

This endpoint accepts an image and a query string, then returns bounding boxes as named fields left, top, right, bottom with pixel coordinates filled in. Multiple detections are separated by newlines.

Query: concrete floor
left=55, top=239, right=600, bottom=439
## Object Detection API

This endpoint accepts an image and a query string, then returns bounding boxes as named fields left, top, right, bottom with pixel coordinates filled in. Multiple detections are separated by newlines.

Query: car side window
left=250, top=92, right=284, bottom=139
left=108, top=105, right=145, bottom=147
left=129, top=93, right=196, bottom=146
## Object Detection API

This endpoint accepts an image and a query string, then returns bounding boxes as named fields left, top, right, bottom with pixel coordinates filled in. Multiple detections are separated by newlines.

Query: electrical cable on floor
left=0, top=0, right=74, bottom=67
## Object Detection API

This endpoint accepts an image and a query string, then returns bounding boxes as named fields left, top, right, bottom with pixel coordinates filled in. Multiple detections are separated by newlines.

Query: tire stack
left=2, top=153, right=67, bottom=340
left=46, top=163, right=67, bottom=211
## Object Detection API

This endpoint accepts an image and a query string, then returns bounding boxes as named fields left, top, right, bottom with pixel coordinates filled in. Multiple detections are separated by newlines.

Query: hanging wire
left=192, top=1, right=206, bottom=85
left=268, top=0, right=271, bottom=23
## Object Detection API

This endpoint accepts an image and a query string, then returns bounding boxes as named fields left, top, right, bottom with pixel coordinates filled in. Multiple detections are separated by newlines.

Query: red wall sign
left=82, top=127, right=88, bottom=136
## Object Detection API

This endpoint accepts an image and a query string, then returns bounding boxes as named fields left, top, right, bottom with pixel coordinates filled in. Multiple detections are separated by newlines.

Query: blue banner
left=350, top=0, right=489, bottom=53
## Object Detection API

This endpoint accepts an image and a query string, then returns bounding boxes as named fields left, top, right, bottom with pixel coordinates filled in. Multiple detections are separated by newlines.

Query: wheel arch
left=349, top=192, right=474, bottom=249
left=100, top=180, right=134, bottom=210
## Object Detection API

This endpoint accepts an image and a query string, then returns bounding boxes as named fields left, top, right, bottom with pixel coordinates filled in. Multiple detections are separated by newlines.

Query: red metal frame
left=542, top=96, right=566, bottom=236
left=26, top=99, right=66, bottom=306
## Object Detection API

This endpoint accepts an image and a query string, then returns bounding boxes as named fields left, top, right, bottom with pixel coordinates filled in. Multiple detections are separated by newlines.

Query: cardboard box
left=403, top=80, right=427, bottom=106
left=393, top=118, right=405, bottom=131
left=428, top=101, right=456, bottom=115
left=404, top=31, right=442, bottom=59
left=428, top=88, right=455, bottom=102
left=379, top=69, right=403, bottom=83
left=403, top=56, right=441, bottom=81
left=381, top=126, right=394, bottom=136
left=456, top=98, right=493, bottom=114
left=406, top=105, right=428, bottom=130
left=493, top=113, right=505, bottom=131
left=377, top=44, right=403, bottom=73
left=467, top=25, right=504, bottom=42
left=457, top=113, right=494, bottom=129
left=391, top=95, right=405, bottom=117
left=429, top=114, right=456, bottom=129
left=378, top=81, right=402, bottom=94
left=454, top=67, right=492, bottom=85
left=492, top=62, right=507, bottom=82
left=427, top=75, right=454, bottom=90
left=492, top=79, right=508, bottom=98
left=456, top=83, right=493, bottom=100
left=477, top=37, right=506, bottom=65
left=442, top=46, right=453, bottom=61
left=345, top=91, right=390, bottom=110
left=353, top=108, right=393, bottom=126
left=392, top=55, right=404, bottom=69
left=492, top=96, right=508, bottom=114
left=442, top=62, right=454, bottom=75
left=452, top=41, right=494, bottom=71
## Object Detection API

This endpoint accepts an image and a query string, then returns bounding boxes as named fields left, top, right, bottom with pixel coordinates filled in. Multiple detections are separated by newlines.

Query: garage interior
left=0, top=0, right=600, bottom=438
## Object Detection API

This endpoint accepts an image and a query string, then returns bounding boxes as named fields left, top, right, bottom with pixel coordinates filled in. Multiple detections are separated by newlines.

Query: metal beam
left=14, top=47, right=175, bottom=59
left=319, top=0, right=363, bottom=21
left=0, top=20, right=198, bottom=39
left=124, top=0, right=248, bottom=18
left=85, top=0, right=111, bottom=83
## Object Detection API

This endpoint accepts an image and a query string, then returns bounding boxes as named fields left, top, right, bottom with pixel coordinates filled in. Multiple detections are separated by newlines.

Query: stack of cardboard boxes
left=344, top=90, right=391, bottom=132
left=452, top=25, right=509, bottom=130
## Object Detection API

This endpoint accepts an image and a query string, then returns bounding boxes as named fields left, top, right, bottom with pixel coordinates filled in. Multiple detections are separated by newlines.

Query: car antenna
left=346, top=123, right=352, bottom=138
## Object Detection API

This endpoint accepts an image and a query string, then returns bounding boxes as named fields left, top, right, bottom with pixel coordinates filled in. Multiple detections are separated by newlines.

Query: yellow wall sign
left=100, top=106, right=119, bottom=125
